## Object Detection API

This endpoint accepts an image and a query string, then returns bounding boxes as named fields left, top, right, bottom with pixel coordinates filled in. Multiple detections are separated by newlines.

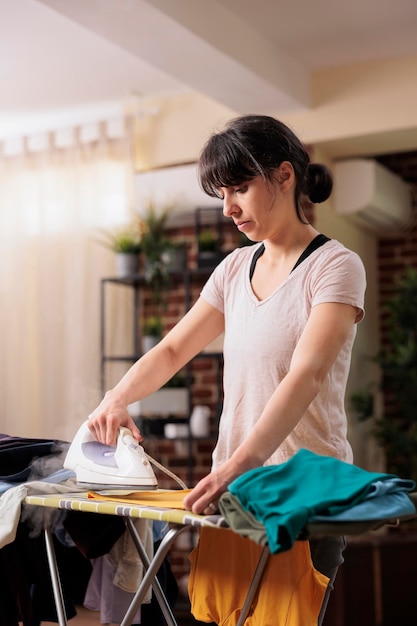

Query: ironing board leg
left=236, top=545, right=270, bottom=626
left=44, top=526, right=68, bottom=626
left=122, top=519, right=188, bottom=626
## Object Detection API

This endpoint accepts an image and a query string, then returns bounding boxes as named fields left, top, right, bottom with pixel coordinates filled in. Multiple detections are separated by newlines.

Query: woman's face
left=219, top=165, right=295, bottom=242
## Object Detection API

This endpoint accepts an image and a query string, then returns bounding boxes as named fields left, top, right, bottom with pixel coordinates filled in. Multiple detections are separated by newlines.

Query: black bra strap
left=249, top=244, right=266, bottom=281
left=291, top=234, right=330, bottom=272
left=249, top=234, right=330, bottom=281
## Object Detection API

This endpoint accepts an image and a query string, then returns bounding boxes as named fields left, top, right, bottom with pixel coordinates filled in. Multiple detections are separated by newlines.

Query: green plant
left=198, top=229, right=219, bottom=252
left=94, top=219, right=145, bottom=277
left=143, top=315, right=163, bottom=337
left=349, top=386, right=375, bottom=423
left=140, top=199, right=175, bottom=307
left=164, top=369, right=187, bottom=388
left=239, top=232, right=255, bottom=247
left=161, top=240, right=187, bottom=272
left=350, top=267, right=417, bottom=481
left=96, top=219, right=144, bottom=254
left=140, top=200, right=173, bottom=260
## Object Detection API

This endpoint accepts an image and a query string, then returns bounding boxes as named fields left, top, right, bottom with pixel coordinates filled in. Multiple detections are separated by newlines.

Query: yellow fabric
left=188, top=527, right=329, bottom=626
left=87, top=489, right=192, bottom=509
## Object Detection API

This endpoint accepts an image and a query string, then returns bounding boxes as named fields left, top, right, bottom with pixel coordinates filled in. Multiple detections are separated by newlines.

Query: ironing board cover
left=24, top=491, right=227, bottom=528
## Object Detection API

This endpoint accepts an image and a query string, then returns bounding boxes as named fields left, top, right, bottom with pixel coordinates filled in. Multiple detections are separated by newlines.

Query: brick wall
left=377, top=152, right=417, bottom=438
left=142, top=213, right=234, bottom=586
left=376, top=152, right=417, bottom=327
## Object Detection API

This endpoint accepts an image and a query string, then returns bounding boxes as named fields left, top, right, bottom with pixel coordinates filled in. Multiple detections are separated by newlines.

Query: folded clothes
left=87, top=489, right=192, bottom=509
left=0, top=434, right=69, bottom=485
left=219, top=449, right=416, bottom=554
left=309, top=484, right=416, bottom=522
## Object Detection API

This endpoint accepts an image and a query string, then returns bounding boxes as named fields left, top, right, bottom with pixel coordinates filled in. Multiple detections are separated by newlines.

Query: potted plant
left=239, top=232, right=256, bottom=248
left=142, top=314, right=163, bottom=352
left=161, top=240, right=188, bottom=273
left=139, top=368, right=189, bottom=417
left=350, top=267, right=417, bottom=482
left=197, top=229, right=223, bottom=268
left=140, top=200, right=174, bottom=305
left=141, top=200, right=172, bottom=262
left=96, top=219, right=144, bottom=277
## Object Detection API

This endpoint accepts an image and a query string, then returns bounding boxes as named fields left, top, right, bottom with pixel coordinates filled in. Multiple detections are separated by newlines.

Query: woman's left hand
left=183, top=462, right=241, bottom=514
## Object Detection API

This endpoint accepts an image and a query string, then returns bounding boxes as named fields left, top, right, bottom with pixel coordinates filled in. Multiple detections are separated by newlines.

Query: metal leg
left=121, top=520, right=188, bottom=626
left=42, top=514, right=269, bottom=626
left=236, top=545, right=270, bottom=626
left=44, top=526, right=68, bottom=626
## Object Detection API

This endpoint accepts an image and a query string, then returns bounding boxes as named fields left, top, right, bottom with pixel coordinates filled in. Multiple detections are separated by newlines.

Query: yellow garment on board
left=87, top=489, right=192, bottom=509
left=188, top=527, right=329, bottom=626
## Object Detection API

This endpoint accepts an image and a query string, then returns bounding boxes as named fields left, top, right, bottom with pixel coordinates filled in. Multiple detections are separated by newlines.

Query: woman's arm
left=88, top=297, right=224, bottom=445
left=183, top=301, right=358, bottom=514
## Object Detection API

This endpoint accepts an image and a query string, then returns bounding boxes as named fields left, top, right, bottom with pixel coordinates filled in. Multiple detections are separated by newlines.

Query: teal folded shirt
left=225, top=449, right=414, bottom=554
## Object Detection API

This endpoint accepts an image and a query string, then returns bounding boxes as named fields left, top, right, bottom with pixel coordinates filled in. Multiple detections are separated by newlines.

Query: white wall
left=135, top=163, right=217, bottom=216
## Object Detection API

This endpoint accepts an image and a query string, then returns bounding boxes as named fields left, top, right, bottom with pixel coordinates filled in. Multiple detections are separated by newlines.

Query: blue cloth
left=0, top=435, right=70, bottom=492
left=227, top=449, right=415, bottom=553
left=152, top=520, right=169, bottom=542
left=309, top=479, right=415, bottom=522
left=0, top=468, right=75, bottom=494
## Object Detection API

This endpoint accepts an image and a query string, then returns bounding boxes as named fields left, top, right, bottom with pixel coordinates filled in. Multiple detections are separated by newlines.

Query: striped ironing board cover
left=24, top=490, right=228, bottom=528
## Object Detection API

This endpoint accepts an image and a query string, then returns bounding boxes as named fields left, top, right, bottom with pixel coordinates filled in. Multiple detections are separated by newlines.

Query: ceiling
left=1, top=0, right=417, bottom=138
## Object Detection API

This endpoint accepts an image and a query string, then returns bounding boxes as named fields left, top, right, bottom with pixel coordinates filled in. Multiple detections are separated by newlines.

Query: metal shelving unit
left=99, top=269, right=223, bottom=485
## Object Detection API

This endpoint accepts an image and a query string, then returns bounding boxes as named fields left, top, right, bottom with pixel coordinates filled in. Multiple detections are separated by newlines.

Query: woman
left=88, top=115, right=366, bottom=622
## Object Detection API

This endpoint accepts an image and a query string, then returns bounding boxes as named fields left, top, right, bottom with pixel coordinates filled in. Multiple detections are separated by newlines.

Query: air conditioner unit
left=333, top=158, right=412, bottom=232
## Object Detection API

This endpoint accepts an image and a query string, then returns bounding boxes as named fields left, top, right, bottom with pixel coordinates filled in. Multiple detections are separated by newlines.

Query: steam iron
left=64, top=421, right=158, bottom=490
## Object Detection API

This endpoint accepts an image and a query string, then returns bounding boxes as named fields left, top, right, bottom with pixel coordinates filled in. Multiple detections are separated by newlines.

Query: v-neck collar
left=249, top=234, right=330, bottom=281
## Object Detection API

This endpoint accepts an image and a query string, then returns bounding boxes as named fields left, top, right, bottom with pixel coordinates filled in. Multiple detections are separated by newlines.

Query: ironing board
left=24, top=491, right=227, bottom=626
left=23, top=491, right=417, bottom=626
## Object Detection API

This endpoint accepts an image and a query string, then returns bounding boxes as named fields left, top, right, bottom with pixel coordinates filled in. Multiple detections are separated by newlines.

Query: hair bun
left=304, top=163, right=333, bottom=203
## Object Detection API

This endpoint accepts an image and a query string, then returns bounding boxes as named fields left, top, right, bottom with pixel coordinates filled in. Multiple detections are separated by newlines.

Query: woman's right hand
left=87, top=391, right=143, bottom=445
left=86, top=299, right=224, bottom=447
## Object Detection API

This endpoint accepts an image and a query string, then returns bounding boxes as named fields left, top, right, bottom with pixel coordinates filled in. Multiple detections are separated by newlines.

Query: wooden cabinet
left=324, top=531, right=417, bottom=626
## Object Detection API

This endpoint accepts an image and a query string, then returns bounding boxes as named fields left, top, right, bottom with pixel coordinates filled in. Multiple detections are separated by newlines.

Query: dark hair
left=198, top=114, right=333, bottom=222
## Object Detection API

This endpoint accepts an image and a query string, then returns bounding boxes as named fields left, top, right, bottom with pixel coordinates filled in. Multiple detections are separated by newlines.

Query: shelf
left=102, top=355, right=141, bottom=362
left=101, top=275, right=147, bottom=286
left=100, top=259, right=224, bottom=485
left=141, top=433, right=217, bottom=442
left=102, top=352, right=222, bottom=362
left=101, top=266, right=214, bottom=285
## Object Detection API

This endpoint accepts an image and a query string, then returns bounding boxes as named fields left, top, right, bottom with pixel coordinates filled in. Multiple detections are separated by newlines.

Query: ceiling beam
left=39, top=0, right=311, bottom=113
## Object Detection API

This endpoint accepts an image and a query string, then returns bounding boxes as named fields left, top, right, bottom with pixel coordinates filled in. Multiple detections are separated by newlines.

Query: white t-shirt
left=200, top=239, right=366, bottom=469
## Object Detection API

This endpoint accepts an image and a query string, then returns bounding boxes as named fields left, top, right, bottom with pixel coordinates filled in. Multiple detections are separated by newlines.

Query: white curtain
left=0, top=119, right=135, bottom=441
